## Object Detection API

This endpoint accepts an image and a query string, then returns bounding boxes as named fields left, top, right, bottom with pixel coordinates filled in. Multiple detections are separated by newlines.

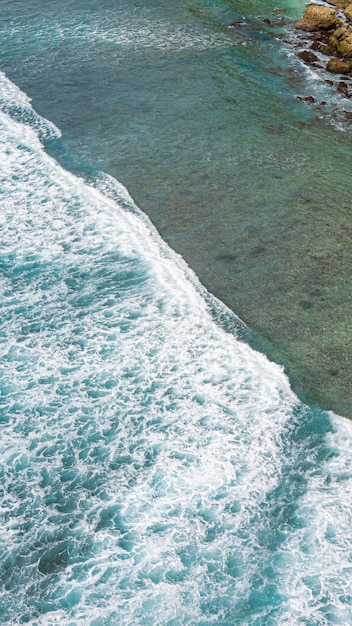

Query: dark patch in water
left=38, top=542, right=70, bottom=575
left=251, top=245, right=266, bottom=256
left=218, top=254, right=238, bottom=264
left=299, top=300, right=314, bottom=310
left=329, top=369, right=339, bottom=376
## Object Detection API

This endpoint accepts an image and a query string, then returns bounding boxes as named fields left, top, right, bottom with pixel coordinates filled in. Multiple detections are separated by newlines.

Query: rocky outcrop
left=310, top=38, right=336, bottom=56
left=326, top=0, right=351, bottom=8
left=229, top=3, right=352, bottom=104
left=329, top=25, right=352, bottom=56
left=295, top=1, right=352, bottom=86
left=295, top=5, right=341, bottom=31
left=327, top=56, right=352, bottom=72
left=344, top=4, right=352, bottom=20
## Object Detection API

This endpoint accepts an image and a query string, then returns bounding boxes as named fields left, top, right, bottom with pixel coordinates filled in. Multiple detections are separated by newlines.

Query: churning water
left=1, top=1, right=352, bottom=624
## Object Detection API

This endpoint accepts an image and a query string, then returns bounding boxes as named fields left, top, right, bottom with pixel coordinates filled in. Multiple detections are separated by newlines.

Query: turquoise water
left=0, top=1, right=352, bottom=624
left=2, top=0, right=351, bottom=415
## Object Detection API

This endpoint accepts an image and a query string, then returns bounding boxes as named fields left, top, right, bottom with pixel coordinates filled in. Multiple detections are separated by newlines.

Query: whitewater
left=0, top=64, right=352, bottom=625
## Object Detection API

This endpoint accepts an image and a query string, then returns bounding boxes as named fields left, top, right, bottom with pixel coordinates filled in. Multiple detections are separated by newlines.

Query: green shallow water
left=1, top=0, right=351, bottom=416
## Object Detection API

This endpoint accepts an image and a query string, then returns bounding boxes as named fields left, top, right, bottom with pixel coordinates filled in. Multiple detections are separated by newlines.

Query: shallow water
left=1, top=0, right=352, bottom=623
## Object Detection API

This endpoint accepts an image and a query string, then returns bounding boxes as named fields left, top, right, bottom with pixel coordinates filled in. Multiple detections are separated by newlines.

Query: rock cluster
left=295, top=4, right=341, bottom=31
left=228, top=3, right=352, bottom=109
left=295, top=3, right=352, bottom=77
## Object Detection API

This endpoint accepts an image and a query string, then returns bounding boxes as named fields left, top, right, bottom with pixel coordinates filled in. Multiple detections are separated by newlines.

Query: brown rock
left=344, top=4, right=352, bottom=20
left=330, top=26, right=345, bottom=45
left=295, top=5, right=341, bottom=31
left=330, top=25, right=348, bottom=43
left=304, top=95, right=315, bottom=103
left=327, top=56, right=352, bottom=72
left=338, top=34, right=352, bottom=56
left=263, top=18, right=271, bottom=25
left=311, top=31, right=331, bottom=42
left=328, top=0, right=351, bottom=8
left=337, top=80, right=350, bottom=95
left=228, top=20, right=246, bottom=28
left=298, top=50, right=319, bottom=64
left=310, top=39, right=336, bottom=55
left=310, top=40, right=320, bottom=50
left=330, top=25, right=352, bottom=57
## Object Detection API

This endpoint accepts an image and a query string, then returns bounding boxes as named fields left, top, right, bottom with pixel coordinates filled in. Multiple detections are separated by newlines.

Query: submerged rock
left=295, top=5, right=341, bottom=31
left=297, top=49, right=319, bottom=65
left=337, top=80, right=350, bottom=95
left=228, top=20, right=246, bottom=28
left=304, top=95, right=315, bottom=103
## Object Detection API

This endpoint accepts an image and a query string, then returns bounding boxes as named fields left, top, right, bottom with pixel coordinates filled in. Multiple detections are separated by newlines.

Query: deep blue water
left=0, top=1, right=352, bottom=624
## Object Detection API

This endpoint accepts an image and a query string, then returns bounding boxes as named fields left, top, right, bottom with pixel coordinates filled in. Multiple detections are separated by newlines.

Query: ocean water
left=2, top=0, right=351, bottom=416
left=0, top=1, right=352, bottom=624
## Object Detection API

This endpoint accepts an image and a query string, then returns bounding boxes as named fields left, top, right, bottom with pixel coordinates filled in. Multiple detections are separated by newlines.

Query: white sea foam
left=86, top=17, right=226, bottom=52
left=0, top=70, right=61, bottom=140
left=1, top=8, right=229, bottom=59
left=0, top=72, right=351, bottom=625
left=275, top=413, right=352, bottom=625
